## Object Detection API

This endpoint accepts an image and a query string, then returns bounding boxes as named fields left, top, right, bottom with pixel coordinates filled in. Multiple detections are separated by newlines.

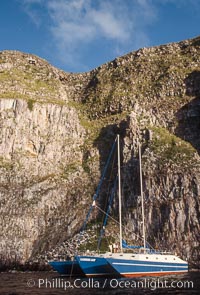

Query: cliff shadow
left=92, top=121, right=127, bottom=214
left=175, top=70, right=200, bottom=154
left=93, top=118, right=143, bottom=246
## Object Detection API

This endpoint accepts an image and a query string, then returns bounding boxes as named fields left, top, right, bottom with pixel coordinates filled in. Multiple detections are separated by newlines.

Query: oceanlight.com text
left=109, top=278, right=193, bottom=290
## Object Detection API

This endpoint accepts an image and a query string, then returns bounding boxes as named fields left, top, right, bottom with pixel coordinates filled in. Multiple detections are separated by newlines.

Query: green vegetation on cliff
left=147, top=126, right=196, bottom=166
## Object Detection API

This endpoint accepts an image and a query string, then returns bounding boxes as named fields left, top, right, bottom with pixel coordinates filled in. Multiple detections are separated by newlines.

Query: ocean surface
left=0, top=271, right=199, bottom=295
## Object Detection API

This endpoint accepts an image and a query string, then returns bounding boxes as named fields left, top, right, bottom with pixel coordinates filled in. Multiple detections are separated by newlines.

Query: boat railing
left=146, top=249, right=173, bottom=255
left=122, top=248, right=174, bottom=255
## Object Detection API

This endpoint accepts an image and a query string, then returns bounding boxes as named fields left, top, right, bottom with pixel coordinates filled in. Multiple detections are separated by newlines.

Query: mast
left=139, top=143, right=146, bottom=251
left=117, top=134, right=123, bottom=252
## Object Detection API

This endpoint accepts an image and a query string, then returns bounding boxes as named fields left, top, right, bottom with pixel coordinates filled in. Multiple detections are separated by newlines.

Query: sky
left=0, top=0, right=199, bottom=73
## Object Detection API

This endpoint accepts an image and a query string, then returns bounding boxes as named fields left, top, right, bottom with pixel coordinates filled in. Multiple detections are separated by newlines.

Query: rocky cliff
left=0, top=36, right=200, bottom=268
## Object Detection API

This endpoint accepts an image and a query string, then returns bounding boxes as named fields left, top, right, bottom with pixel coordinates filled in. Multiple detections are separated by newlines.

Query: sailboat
left=50, top=135, right=188, bottom=277
left=105, top=141, right=188, bottom=277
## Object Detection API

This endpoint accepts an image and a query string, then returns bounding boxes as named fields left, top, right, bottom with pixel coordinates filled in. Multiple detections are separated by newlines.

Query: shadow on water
left=175, top=70, right=200, bottom=154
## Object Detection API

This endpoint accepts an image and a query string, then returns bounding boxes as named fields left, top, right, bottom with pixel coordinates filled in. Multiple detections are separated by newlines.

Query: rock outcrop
left=0, top=36, right=200, bottom=268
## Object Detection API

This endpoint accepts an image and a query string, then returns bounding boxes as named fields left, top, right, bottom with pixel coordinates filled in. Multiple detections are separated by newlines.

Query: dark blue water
left=0, top=271, right=199, bottom=294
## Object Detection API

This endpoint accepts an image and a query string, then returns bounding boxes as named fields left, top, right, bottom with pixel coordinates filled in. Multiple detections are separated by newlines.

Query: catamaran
left=50, top=135, right=188, bottom=277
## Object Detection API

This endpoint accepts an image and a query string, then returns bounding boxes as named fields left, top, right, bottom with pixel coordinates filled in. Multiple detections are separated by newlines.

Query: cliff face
left=0, top=52, right=97, bottom=262
left=0, top=37, right=200, bottom=266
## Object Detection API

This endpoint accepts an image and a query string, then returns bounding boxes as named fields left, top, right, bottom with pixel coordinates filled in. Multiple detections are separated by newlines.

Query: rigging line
left=100, top=147, right=117, bottom=231
left=97, top=176, right=118, bottom=251
left=94, top=204, right=154, bottom=250
left=103, top=148, right=117, bottom=211
left=69, top=256, right=76, bottom=279
left=79, top=137, right=117, bottom=234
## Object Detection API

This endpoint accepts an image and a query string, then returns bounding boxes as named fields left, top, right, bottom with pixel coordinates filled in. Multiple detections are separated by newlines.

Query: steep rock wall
left=0, top=99, right=98, bottom=262
left=121, top=110, right=200, bottom=265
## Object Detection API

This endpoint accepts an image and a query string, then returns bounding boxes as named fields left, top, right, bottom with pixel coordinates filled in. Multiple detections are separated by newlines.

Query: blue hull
left=49, top=260, right=84, bottom=276
left=76, top=256, right=119, bottom=277
left=106, top=257, right=188, bottom=277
